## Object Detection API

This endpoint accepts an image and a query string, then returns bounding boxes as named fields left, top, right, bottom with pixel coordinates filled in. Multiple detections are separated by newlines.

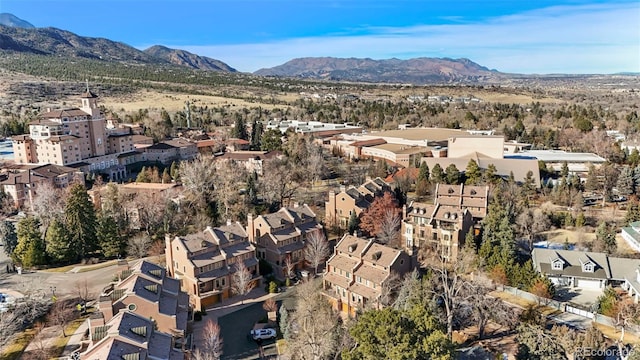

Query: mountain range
left=0, top=12, right=507, bottom=84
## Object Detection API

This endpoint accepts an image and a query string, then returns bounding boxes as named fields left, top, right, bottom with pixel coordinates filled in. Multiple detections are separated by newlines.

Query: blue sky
left=1, top=0, right=638, bottom=74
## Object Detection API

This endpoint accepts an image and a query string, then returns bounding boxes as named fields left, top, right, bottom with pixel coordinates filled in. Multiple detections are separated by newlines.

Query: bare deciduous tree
left=377, top=208, right=401, bottom=246
left=283, top=255, right=296, bottom=280
left=286, top=280, right=340, bottom=360
left=260, top=158, right=302, bottom=207
left=426, top=250, right=475, bottom=338
left=517, top=208, right=551, bottom=251
left=47, top=300, right=75, bottom=337
left=193, top=319, right=223, bottom=360
left=467, top=284, right=515, bottom=340
left=127, top=233, right=152, bottom=258
left=263, top=297, right=277, bottom=313
left=32, top=182, right=65, bottom=233
left=213, top=161, right=246, bottom=221
left=179, top=155, right=218, bottom=203
left=231, top=260, right=255, bottom=304
left=74, top=278, right=92, bottom=303
left=304, top=231, right=330, bottom=275
left=377, top=271, right=402, bottom=308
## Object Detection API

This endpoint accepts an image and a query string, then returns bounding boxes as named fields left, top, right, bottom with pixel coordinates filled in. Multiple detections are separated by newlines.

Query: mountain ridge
left=0, top=22, right=236, bottom=72
left=0, top=13, right=34, bottom=29
left=254, top=56, right=504, bottom=84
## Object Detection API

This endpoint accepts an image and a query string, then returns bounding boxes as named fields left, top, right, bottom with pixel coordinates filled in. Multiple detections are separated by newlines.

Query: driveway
left=217, top=302, right=278, bottom=360
left=555, top=286, right=602, bottom=307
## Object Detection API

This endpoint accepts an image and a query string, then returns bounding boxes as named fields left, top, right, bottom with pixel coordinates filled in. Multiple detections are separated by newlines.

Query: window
left=552, top=261, right=563, bottom=270
left=127, top=303, right=137, bottom=312
left=583, top=264, right=594, bottom=272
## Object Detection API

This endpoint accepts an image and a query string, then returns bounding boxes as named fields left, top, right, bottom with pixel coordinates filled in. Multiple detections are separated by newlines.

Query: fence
left=498, top=285, right=640, bottom=336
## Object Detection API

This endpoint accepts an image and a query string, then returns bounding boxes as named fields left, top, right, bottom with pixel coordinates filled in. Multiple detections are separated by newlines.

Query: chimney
left=340, top=185, right=346, bottom=193
left=226, top=219, right=232, bottom=226
left=98, top=296, right=114, bottom=322
left=293, top=202, right=299, bottom=208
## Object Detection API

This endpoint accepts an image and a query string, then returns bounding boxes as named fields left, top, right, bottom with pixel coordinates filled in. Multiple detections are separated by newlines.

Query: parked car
left=250, top=328, right=276, bottom=341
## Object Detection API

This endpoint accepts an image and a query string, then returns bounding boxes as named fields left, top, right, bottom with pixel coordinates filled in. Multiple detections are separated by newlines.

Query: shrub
left=269, top=281, right=278, bottom=293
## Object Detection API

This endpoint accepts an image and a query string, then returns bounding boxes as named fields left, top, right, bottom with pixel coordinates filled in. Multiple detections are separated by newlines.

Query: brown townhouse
left=325, top=177, right=391, bottom=228
left=247, top=204, right=323, bottom=280
left=401, top=183, right=488, bottom=261
left=323, top=234, right=413, bottom=317
left=98, top=260, right=189, bottom=341
left=165, top=222, right=260, bottom=310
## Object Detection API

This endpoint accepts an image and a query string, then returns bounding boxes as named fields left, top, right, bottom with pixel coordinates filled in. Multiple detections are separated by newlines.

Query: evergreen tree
left=261, top=129, right=283, bottom=151
left=0, top=221, right=17, bottom=257
left=616, top=166, right=634, bottom=196
left=479, top=197, right=516, bottom=271
left=161, top=168, right=172, bottom=184
left=45, top=218, right=72, bottom=264
left=625, top=201, right=640, bottom=224
left=594, top=221, right=617, bottom=254
left=417, top=162, right=430, bottom=182
left=169, top=161, right=180, bottom=181
left=14, top=217, right=46, bottom=268
left=464, top=159, right=482, bottom=185
left=430, top=163, right=444, bottom=184
left=64, top=184, right=98, bottom=261
left=445, top=164, right=460, bottom=184
left=231, top=115, right=248, bottom=140
left=97, top=215, right=125, bottom=258
left=347, top=211, right=360, bottom=234
left=484, top=163, right=500, bottom=185
left=136, top=166, right=150, bottom=183
left=250, top=119, right=263, bottom=150
left=560, top=161, right=569, bottom=179
left=585, top=164, right=599, bottom=192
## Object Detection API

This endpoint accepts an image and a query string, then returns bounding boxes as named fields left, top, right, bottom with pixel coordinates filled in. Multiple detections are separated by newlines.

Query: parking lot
left=217, top=301, right=278, bottom=360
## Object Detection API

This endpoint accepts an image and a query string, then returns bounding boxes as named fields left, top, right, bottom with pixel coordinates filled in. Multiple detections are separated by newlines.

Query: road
left=216, top=287, right=298, bottom=360
left=0, top=255, right=128, bottom=301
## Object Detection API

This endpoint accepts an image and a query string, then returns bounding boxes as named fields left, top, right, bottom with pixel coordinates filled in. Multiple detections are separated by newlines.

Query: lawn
left=48, top=317, right=87, bottom=358
left=0, top=328, right=36, bottom=360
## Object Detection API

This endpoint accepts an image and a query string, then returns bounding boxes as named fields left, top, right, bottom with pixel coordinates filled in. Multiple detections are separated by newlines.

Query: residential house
left=214, top=150, right=284, bottom=175
left=434, top=183, right=489, bottom=221
left=247, top=204, right=323, bottom=280
left=323, top=234, right=413, bottom=316
left=402, top=202, right=473, bottom=261
left=81, top=311, right=184, bottom=360
left=165, top=222, right=260, bottom=310
left=622, top=222, right=640, bottom=252
left=143, top=138, right=197, bottom=164
left=98, top=260, right=189, bottom=341
left=225, top=138, right=250, bottom=152
left=0, top=163, right=84, bottom=209
left=325, top=177, right=391, bottom=228
left=532, top=248, right=640, bottom=302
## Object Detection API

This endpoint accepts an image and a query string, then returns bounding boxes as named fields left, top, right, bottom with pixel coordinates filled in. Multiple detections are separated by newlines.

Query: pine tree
left=0, top=221, right=17, bottom=257
left=585, top=164, right=599, bottom=192
left=14, top=217, right=46, bottom=268
left=45, top=218, right=72, bottom=264
left=250, top=119, right=263, bottom=150
left=445, top=164, right=460, bottom=184
left=465, top=159, right=482, bottom=185
left=64, top=184, right=98, bottom=261
left=417, top=162, right=429, bottom=182
left=136, top=166, right=150, bottom=183
left=97, top=215, right=125, bottom=258
left=616, top=166, right=634, bottom=196
left=484, top=163, right=499, bottom=185
left=347, top=211, right=360, bottom=234
left=430, top=163, right=444, bottom=184
left=231, top=115, right=248, bottom=140
left=162, top=168, right=172, bottom=184
left=170, top=161, right=180, bottom=181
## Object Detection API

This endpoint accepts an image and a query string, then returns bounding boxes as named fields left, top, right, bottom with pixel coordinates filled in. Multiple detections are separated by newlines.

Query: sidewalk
left=205, top=287, right=280, bottom=320
left=60, top=320, right=88, bottom=358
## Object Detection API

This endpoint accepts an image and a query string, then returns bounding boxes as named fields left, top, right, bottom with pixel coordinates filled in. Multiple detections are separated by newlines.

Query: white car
left=250, top=328, right=276, bottom=341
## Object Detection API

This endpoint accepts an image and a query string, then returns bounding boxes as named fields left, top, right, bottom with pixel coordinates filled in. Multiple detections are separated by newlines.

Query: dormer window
left=583, top=263, right=594, bottom=273
left=552, top=261, right=563, bottom=270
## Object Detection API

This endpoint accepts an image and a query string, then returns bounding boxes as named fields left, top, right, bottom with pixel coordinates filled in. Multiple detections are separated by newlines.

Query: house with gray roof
left=621, top=221, right=640, bottom=252
left=532, top=248, right=640, bottom=301
left=248, top=204, right=323, bottom=280
left=81, top=310, right=184, bottom=360
left=98, top=260, right=189, bottom=341
left=165, top=222, right=260, bottom=310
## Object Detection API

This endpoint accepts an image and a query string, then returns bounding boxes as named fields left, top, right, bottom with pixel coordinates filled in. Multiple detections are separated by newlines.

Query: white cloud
left=171, top=2, right=640, bottom=74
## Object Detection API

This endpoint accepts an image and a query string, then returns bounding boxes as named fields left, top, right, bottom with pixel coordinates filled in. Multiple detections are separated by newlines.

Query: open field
left=101, top=89, right=295, bottom=112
